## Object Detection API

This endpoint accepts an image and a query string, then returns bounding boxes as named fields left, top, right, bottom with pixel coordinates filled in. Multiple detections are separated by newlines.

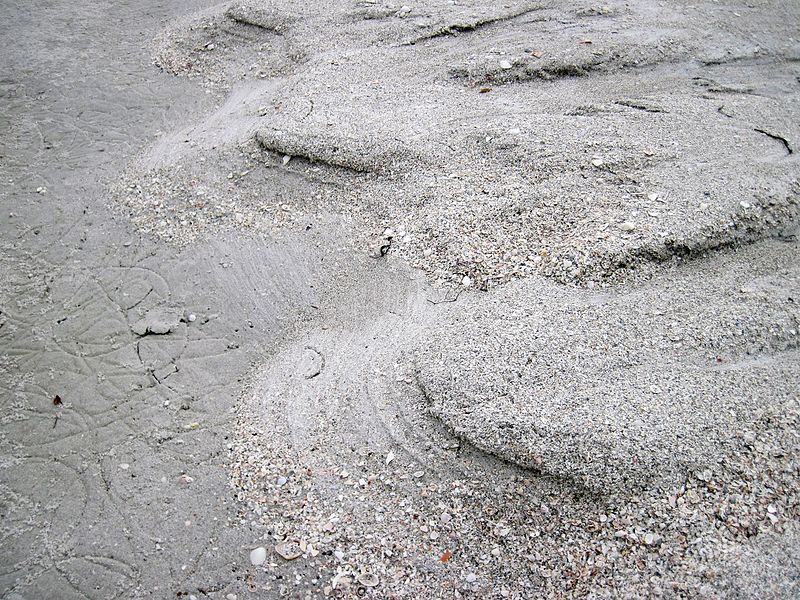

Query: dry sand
left=2, top=0, right=799, bottom=598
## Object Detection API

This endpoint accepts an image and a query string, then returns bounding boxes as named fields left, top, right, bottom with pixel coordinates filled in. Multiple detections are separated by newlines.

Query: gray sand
left=2, top=0, right=799, bottom=599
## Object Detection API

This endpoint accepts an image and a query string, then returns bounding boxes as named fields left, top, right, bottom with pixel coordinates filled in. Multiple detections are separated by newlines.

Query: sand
left=1, top=0, right=798, bottom=598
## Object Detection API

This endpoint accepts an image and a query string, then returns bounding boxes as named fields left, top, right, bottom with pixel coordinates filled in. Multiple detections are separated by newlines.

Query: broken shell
left=249, top=547, right=267, bottom=566
left=357, top=572, right=379, bottom=587
left=275, top=541, right=302, bottom=561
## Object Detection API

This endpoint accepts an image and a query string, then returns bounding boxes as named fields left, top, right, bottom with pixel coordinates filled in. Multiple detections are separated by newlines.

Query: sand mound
left=124, top=0, right=800, bottom=289
left=415, top=241, right=800, bottom=490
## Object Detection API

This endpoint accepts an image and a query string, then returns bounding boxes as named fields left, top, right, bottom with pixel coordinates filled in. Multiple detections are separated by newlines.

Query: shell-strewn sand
left=2, top=0, right=798, bottom=598
left=122, top=0, right=799, bottom=597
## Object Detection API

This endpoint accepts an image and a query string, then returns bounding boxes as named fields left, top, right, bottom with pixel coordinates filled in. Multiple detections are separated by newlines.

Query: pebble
left=499, top=59, right=513, bottom=70
left=440, top=512, right=452, bottom=524
left=187, top=313, right=196, bottom=322
left=740, top=201, right=751, bottom=209
left=462, top=276, right=472, bottom=287
left=591, top=156, right=604, bottom=167
left=618, top=221, right=636, bottom=232
left=249, top=547, right=267, bottom=566
left=466, top=573, right=478, bottom=583
left=386, top=450, right=395, bottom=465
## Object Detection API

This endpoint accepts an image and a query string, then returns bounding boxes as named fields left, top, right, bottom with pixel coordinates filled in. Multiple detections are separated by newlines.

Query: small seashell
left=357, top=572, right=379, bottom=587
left=275, top=541, right=302, bottom=561
left=249, top=547, right=267, bottom=566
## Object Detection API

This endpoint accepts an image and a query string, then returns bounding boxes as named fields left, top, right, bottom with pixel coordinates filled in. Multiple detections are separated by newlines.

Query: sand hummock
left=117, top=0, right=800, bottom=597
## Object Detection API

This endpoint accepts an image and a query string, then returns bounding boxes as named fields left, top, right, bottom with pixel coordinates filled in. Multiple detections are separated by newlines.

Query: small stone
left=491, top=547, right=501, bottom=556
left=591, top=157, right=604, bottom=167
left=282, top=155, right=292, bottom=166
left=618, top=221, right=636, bottom=232
left=507, top=128, right=521, bottom=135
left=740, top=201, right=751, bottom=209
left=440, top=512, right=452, bottom=524
left=226, top=595, right=238, bottom=600
left=462, top=276, right=472, bottom=287
left=119, top=463, right=130, bottom=470
left=334, top=550, right=345, bottom=561
left=647, top=192, right=660, bottom=202
left=644, top=533, right=655, bottom=545
left=466, top=573, right=478, bottom=583
left=187, top=313, right=196, bottom=322
left=499, top=60, right=513, bottom=70
left=386, top=450, right=395, bottom=465
left=249, top=547, right=267, bottom=566
left=277, top=476, right=287, bottom=487
left=179, top=474, right=194, bottom=484
left=413, top=470, right=425, bottom=478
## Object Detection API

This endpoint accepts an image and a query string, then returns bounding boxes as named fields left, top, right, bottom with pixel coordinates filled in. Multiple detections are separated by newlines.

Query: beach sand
left=1, top=0, right=798, bottom=598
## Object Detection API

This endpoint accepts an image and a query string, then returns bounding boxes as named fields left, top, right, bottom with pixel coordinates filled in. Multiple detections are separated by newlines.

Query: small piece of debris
left=275, top=541, right=302, bottom=561
left=357, top=572, right=379, bottom=587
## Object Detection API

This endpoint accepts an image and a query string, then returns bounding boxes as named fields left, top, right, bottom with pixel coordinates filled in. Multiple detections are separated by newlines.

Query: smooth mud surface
left=2, top=1, right=799, bottom=599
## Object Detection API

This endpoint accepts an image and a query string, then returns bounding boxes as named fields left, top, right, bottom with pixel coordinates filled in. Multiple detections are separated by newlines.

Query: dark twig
left=754, top=128, right=793, bottom=155
left=379, top=236, right=393, bottom=257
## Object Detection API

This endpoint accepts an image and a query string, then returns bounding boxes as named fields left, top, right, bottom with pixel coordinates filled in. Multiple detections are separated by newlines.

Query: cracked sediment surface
left=2, top=0, right=799, bottom=599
